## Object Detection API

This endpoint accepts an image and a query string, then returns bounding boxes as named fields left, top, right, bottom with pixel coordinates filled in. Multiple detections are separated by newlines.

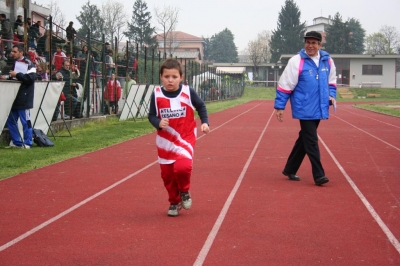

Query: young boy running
left=148, top=58, right=210, bottom=217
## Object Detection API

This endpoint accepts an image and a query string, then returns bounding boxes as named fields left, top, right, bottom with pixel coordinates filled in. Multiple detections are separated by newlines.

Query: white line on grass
left=193, top=109, right=275, bottom=266
left=319, top=136, right=400, bottom=255
left=0, top=101, right=265, bottom=252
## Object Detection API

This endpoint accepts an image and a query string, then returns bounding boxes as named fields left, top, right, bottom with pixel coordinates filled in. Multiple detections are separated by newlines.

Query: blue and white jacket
left=274, top=49, right=337, bottom=120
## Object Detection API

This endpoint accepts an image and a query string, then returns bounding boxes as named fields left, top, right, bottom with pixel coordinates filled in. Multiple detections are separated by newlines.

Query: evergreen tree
left=269, top=0, right=306, bottom=63
left=325, top=13, right=365, bottom=54
left=124, top=0, right=157, bottom=52
left=76, top=0, right=104, bottom=40
left=208, top=28, right=238, bottom=63
left=325, top=13, right=348, bottom=53
left=347, top=18, right=365, bottom=54
left=202, top=37, right=211, bottom=61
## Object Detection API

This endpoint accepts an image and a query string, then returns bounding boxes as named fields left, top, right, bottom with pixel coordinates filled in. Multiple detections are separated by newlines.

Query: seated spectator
left=14, top=15, right=23, bottom=32
left=16, top=22, right=25, bottom=42
left=56, top=59, right=81, bottom=119
left=104, top=73, right=121, bottom=114
left=36, top=62, right=49, bottom=81
left=28, top=20, right=41, bottom=49
left=123, top=73, right=136, bottom=100
left=75, top=45, right=89, bottom=90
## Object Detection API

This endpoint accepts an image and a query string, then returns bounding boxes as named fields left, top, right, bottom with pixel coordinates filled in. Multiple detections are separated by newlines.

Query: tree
left=380, top=25, right=399, bottom=54
left=365, top=33, right=389, bottom=54
left=124, top=0, right=157, bottom=53
left=325, top=13, right=365, bottom=54
left=102, top=0, right=128, bottom=49
left=246, top=31, right=271, bottom=79
left=269, top=0, right=306, bottom=63
left=202, top=37, right=211, bottom=61
left=154, top=5, right=179, bottom=57
left=208, top=28, right=238, bottom=63
left=347, top=18, right=365, bottom=54
left=49, top=0, right=66, bottom=34
left=76, top=0, right=104, bottom=40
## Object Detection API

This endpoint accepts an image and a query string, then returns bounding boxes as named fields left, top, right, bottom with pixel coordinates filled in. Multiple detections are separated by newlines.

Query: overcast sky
left=37, top=0, right=400, bottom=52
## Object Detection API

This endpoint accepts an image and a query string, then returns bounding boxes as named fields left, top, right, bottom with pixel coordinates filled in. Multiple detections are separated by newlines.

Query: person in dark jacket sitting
left=2, top=44, right=36, bottom=148
left=56, top=59, right=81, bottom=119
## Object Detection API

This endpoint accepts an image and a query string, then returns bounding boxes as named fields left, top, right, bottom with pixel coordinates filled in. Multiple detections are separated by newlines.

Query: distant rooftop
left=155, top=31, right=203, bottom=42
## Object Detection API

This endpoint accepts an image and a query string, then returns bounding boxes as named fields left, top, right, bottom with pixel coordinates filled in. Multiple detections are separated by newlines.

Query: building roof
left=216, top=67, right=246, bottom=74
left=171, top=51, right=200, bottom=59
left=155, top=31, right=203, bottom=42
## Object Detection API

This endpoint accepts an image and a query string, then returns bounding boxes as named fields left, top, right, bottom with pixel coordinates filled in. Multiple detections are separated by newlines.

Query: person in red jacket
left=52, top=45, right=66, bottom=72
left=104, top=73, right=121, bottom=114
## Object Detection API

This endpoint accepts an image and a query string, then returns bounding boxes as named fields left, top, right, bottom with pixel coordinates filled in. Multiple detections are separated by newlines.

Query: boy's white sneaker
left=167, top=203, right=182, bottom=217
left=180, top=191, right=192, bottom=210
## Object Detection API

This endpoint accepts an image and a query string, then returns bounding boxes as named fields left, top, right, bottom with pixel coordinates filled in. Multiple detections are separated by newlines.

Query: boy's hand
left=201, top=123, right=210, bottom=134
left=159, top=118, right=169, bottom=129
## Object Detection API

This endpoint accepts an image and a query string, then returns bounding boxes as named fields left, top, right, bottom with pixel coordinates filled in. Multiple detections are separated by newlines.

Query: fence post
left=85, top=29, right=91, bottom=118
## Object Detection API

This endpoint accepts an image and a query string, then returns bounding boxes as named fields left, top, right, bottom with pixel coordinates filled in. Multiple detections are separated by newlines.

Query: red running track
left=0, top=101, right=399, bottom=265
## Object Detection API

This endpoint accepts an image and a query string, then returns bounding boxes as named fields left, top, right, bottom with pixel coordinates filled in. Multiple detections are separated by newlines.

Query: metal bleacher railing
left=1, top=12, right=245, bottom=122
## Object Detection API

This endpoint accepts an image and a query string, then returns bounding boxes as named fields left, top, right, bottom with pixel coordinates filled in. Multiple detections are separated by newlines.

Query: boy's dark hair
left=0, top=14, right=6, bottom=19
left=160, top=58, right=182, bottom=76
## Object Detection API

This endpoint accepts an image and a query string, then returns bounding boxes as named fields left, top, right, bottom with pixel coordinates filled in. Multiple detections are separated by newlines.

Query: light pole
left=272, top=60, right=282, bottom=89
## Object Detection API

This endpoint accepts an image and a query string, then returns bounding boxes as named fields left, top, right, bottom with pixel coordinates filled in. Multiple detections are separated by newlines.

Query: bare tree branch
left=102, top=0, right=128, bottom=50
left=380, top=25, right=399, bottom=54
left=154, top=5, right=179, bottom=57
left=246, top=30, right=271, bottom=80
left=49, top=0, right=66, bottom=36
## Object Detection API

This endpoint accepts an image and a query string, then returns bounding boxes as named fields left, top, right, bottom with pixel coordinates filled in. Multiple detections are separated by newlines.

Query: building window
left=362, top=65, right=382, bottom=75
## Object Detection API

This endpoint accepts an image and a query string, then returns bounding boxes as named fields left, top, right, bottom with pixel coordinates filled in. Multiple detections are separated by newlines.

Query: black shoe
left=315, top=176, right=329, bottom=186
left=282, top=171, right=300, bottom=181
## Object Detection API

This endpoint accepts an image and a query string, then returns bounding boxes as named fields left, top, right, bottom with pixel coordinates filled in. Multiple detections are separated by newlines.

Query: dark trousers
left=284, top=120, right=325, bottom=179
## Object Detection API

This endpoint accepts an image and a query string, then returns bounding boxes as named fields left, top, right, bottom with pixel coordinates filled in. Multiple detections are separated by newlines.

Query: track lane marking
left=333, top=115, right=400, bottom=152
left=0, top=101, right=265, bottom=252
left=194, top=109, right=275, bottom=266
left=335, top=107, right=400, bottom=129
left=319, top=136, right=400, bottom=255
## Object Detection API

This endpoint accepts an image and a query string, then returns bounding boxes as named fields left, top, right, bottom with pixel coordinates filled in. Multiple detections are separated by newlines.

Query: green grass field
left=1, top=87, right=399, bottom=180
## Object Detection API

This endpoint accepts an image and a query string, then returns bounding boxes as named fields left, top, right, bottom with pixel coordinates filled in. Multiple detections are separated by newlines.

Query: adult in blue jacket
left=274, top=31, right=337, bottom=186
left=5, top=44, right=36, bottom=149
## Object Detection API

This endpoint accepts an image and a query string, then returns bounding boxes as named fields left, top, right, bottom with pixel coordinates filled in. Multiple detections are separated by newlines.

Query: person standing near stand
left=2, top=45, right=36, bottom=148
left=274, top=31, right=337, bottom=186
left=0, top=14, right=13, bottom=52
left=66, top=21, right=77, bottom=43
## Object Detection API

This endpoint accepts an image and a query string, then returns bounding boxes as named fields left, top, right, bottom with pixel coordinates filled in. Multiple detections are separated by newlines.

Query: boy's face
left=160, top=68, right=183, bottom=92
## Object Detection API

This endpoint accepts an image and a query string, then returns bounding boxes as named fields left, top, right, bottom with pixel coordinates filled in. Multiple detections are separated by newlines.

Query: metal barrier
left=1, top=14, right=245, bottom=123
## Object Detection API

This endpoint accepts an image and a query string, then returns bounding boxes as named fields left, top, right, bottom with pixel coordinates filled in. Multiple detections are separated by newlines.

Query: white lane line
left=333, top=115, right=400, bottom=152
left=194, top=110, right=275, bottom=266
left=336, top=108, right=400, bottom=129
left=0, top=101, right=265, bottom=252
left=0, top=162, right=157, bottom=252
left=319, top=136, right=400, bottom=255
